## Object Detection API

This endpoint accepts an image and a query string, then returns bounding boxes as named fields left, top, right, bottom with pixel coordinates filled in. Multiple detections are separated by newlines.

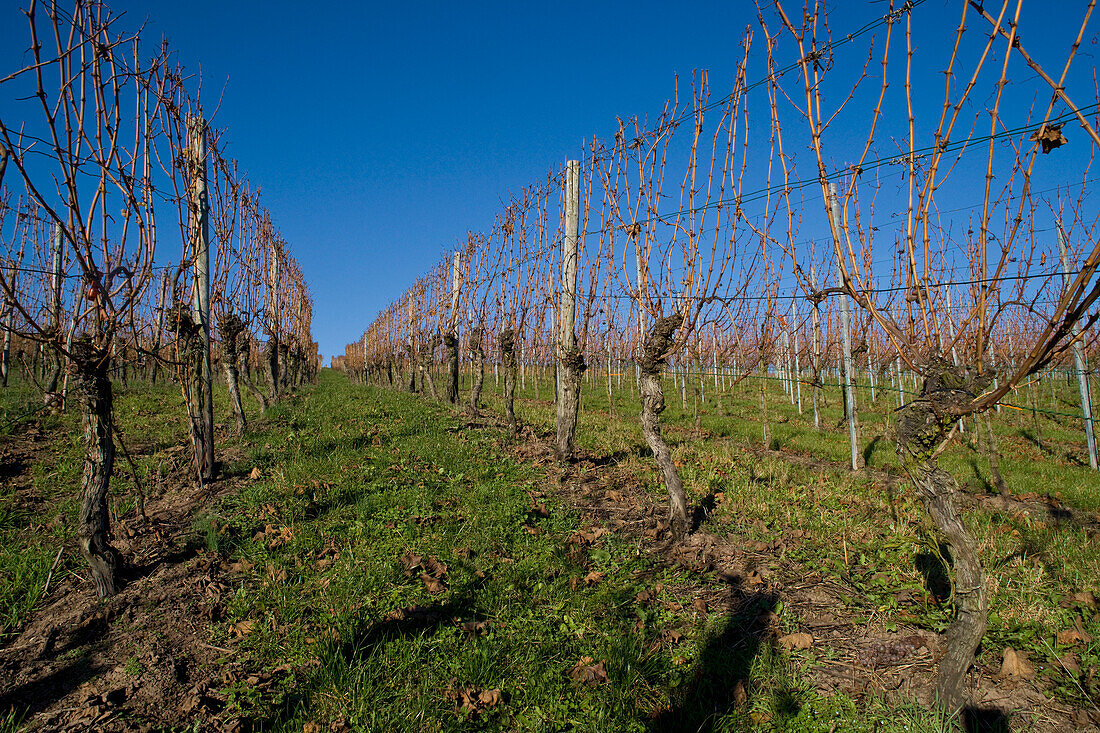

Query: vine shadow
left=648, top=581, right=778, bottom=732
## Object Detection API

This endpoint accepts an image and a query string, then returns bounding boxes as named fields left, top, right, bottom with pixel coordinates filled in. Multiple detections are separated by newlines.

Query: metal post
left=1057, top=223, right=1098, bottom=469
left=829, top=182, right=860, bottom=470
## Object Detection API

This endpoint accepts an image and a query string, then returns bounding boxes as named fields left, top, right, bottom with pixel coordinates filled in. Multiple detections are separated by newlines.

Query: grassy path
left=3, top=368, right=1095, bottom=731
left=209, top=370, right=970, bottom=732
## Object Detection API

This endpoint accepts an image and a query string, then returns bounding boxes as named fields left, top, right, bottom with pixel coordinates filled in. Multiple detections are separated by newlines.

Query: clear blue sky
left=2, top=1, right=1092, bottom=361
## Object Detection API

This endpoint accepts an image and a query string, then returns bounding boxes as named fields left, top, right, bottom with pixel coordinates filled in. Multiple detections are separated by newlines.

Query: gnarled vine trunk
left=406, top=343, right=419, bottom=392
left=238, top=340, right=269, bottom=412
left=170, top=311, right=210, bottom=482
left=444, top=332, right=460, bottom=404
left=70, top=337, right=121, bottom=599
left=265, top=336, right=280, bottom=400
left=639, top=313, right=689, bottom=537
left=419, top=338, right=439, bottom=400
left=895, top=358, right=992, bottom=712
left=499, top=328, right=518, bottom=436
left=555, top=347, right=585, bottom=461
left=220, top=312, right=248, bottom=435
left=469, top=328, right=485, bottom=412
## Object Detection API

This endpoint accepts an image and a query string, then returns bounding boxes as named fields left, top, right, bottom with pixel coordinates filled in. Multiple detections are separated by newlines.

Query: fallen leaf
left=569, top=657, right=608, bottom=686
left=999, top=647, right=1035, bottom=679
left=421, top=574, right=447, bottom=595
left=693, top=599, right=709, bottom=615
left=1059, top=653, right=1082, bottom=675
left=1058, top=628, right=1091, bottom=646
left=249, top=467, right=261, bottom=480
left=733, top=680, right=747, bottom=707
left=584, top=571, right=606, bottom=586
left=231, top=620, right=256, bottom=638
left=459, top=620, right=491, bottom=635
left=778, top=632, right=813, bottom=650
left=476, top=689, right=502, bottom=707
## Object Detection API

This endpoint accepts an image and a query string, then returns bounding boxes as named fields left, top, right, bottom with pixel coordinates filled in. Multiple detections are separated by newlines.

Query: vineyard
left=2, top=0, right=1100, bottom=731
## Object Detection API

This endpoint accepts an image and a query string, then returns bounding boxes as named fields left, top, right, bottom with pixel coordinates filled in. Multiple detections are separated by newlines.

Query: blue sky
left=2, top=1, right=1095, bottom=361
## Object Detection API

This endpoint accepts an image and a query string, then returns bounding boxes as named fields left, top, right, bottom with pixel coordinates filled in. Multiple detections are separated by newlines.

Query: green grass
left=429, top=362, right=1100, bottom=718
left=0, top=371, right=257, bottom=641
left=1, top=360, right=1097, bottom=730
left=194, top=368, right=1088, bottom=731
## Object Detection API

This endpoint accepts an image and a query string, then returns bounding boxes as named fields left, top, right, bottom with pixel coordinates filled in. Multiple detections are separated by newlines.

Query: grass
left=0, top=360, right=1097, bottom=730
left=188, top=368, right=1082, bottom=731
left=444, top=361, right=1100, bottom=716
left=0, top=369, right=255, bottom=641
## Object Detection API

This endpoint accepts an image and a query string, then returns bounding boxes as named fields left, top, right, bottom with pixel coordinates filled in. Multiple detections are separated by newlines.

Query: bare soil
left=0, top=423, right=258, bottom=732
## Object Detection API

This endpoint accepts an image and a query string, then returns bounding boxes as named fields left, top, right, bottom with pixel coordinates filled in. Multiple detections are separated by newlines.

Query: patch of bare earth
left=0, top=426, right=262, bottom=732
left=494, top=417, right=1099, bottom=731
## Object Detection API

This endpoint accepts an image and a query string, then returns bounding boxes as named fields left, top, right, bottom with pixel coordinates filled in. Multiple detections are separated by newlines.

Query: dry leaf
left=231, top=620, right=256, bottom=638
left=476, top=689, right=502, bottom=707
left=778, top=632, right=813, bottom=650
left=1058, top=628, right=1090, bottom=646
left=999, top=647, right=1035, bottom=679
left=733, top=680, right=747, bottom=707
left=584, top=571, right=606, bottom=586
left=420, top=574, right=447, bottom=594
left=569, top=657, right=608, bottom=686
left=459, top=620, right=491, bottom=635
left=249, top=467, right=261, bottom=480
left=1059, top=653, right=1082, bottom=675
left=1029, top=123, right=1068, bottom=154
left=693, top=599, right=709, bottom=615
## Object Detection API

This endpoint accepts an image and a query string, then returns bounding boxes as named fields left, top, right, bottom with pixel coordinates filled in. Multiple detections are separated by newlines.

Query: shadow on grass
left=259, top=592, right=478, bottom=728
left=649, top=582, right=778, bottom=732
left=862, top=435, right=882, bottom=467
left=915, top=544, right=953, bottom=603
left=690, top=493, right=719, bottom=532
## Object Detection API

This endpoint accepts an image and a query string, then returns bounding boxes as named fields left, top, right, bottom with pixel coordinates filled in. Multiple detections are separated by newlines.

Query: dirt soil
left=493, top=415, right=1100, bottom=732
left=0, top=424, right=259, bottom=732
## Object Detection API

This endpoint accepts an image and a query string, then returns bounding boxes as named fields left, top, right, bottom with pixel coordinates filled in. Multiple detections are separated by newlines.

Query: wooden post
left=446, top=250, right=462, bottom=404
left=1057, top=223, right=1098, bottom=470
left=829, top=183, right=861, bottom=470
left=0, top=258, right=13, bottom=387
left=555, top=160, right=583, bottom=461
left=267, top=225, right=281, bottom=397
left=791, top=293, right=802, bottom=415
left=810, top=265, right=822, bottom=430
left=188, top=114, right=215, bottom=480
